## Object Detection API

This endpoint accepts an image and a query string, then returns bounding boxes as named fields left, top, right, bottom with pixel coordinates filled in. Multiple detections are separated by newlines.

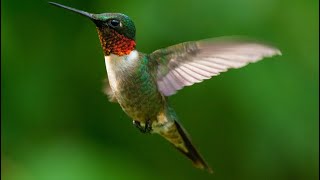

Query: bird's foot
left=133, top=120, right=152, bottom=134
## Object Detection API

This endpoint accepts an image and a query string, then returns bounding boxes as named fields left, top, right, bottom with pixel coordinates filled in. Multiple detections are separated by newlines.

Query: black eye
left=108, top=19, right=120, bottom=27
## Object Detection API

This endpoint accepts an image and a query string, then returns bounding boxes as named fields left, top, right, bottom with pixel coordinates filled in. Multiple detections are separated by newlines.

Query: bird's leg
left=144, top=119, right=152, bottom=133
left=133, top=120, right=152, bottom=134
left=133, top=120, right=144, bottom=132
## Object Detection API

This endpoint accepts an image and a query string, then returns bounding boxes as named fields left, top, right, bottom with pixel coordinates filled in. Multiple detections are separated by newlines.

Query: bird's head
left=49, top=2, right=136, bottom=56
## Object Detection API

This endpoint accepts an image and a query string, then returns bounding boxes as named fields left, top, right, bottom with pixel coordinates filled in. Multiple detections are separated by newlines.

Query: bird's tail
left=156, top=119, right=213, bottom=173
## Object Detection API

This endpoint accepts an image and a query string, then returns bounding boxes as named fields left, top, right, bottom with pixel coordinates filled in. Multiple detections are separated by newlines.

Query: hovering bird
left=49, top=2, right=281, bottom=173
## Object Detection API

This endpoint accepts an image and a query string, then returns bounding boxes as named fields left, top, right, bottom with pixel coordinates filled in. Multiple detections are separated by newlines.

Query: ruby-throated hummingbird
left=49, top=2, right=281, bottom=173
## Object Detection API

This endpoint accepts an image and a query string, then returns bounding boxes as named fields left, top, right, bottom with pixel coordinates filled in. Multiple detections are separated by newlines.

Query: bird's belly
left=105, top=53, right=163, bottom=122
left=117, top=91, right=160, bottom=121
left=115, top=77, right=163, bottom=122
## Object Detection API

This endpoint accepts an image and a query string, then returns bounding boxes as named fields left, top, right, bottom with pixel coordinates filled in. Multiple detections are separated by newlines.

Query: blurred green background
left=1, top=0, right=318, bottom=179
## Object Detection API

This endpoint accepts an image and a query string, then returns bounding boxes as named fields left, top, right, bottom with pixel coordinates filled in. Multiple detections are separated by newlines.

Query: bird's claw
left=133, top=120, right=152, bottom=133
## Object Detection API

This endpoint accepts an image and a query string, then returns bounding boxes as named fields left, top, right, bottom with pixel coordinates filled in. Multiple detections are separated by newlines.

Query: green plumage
left=109, top=53, right=164, bottom=123
left=104, top=50, right=212, bottom=172
left=50, top=2, right=280, bottom=173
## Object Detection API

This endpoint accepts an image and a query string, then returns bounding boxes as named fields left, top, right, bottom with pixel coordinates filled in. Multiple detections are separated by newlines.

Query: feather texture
left=149, top=37, right=281, bottom=96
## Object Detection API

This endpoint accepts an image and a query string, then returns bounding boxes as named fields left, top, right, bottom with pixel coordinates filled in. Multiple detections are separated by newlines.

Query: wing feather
left=149, top=37, right=281, bottom=96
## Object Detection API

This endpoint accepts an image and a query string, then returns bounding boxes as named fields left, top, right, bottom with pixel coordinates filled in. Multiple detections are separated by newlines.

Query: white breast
left=104, top=50, right=139, bottom=91
left=104, top=56, right=118, bottom=91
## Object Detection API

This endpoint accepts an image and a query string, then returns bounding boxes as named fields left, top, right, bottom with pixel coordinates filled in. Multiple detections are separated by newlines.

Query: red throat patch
left=97, top=28, right=136, bottom=56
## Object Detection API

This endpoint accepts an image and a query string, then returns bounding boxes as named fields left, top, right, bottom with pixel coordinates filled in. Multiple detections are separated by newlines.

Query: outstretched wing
left=149, top=37, right=281, bottom=96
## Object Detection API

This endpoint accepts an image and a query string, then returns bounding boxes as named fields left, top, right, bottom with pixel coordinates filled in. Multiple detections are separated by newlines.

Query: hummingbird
left=49, top=2, right=281, bottom=173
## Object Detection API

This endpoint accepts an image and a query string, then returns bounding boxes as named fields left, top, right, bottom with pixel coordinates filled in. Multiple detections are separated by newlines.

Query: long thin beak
left=49, top=2, right=97, bottom=21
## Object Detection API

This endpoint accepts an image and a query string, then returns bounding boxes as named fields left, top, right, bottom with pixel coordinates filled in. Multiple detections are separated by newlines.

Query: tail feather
left=174, top=121, right=213, bottom=173
left=157, top=120, right=213, bottom=173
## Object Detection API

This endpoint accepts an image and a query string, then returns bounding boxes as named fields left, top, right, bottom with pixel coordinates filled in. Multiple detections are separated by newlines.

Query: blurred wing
left=102, top=77, right=118, bottom=103
left=149, top=37, right=281, bottom=96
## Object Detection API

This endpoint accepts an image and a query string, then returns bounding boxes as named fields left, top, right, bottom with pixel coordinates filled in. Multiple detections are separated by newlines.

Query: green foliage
left=2, top=0, right=318, bottom=179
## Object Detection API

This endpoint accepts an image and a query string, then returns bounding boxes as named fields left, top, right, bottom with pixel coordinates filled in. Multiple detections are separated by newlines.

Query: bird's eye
left=108, top=19, right=121, bottom=28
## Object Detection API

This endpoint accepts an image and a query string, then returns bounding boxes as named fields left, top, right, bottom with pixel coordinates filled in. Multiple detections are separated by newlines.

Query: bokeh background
left=2, top=0, right=318, bottom=179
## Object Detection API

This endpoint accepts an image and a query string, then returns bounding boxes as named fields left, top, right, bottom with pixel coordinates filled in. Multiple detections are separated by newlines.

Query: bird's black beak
left=49, top=2, right=98, bottom=22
